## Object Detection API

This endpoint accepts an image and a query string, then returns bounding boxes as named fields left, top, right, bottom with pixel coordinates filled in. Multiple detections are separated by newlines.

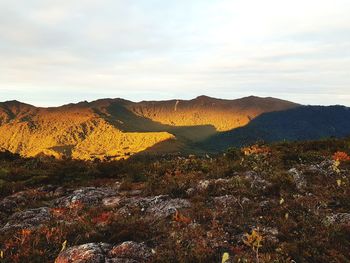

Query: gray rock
left=319, top=159, right=334, bottom=170
left=108, top=241, right=153, bottom=261
left=119, top=195, right=190, bottom=219
left=55, top=242, right=112, bottom=263
left=244, top=171, right=272, bottom=190
left=213, top=195, right=238, bottom=208
left=196, top=178, right=235, bottom=194
left=261, top=227, right=279, bottom=245
left=325, top=213, right=350, bottom=225
left=0, top=191, right=27, bottom=213
left=55, top=241, right=153, bottom=263
left=197, top=180, right=210, bottom=191
left=288, top=168, right=307, bottom=191
left=54, top=187, right=116, bottom=208
left=0, top=186, right=65, bottom=213
left=1, top=207, right=52, bottom=232
left=102, top=196, right=123, bottom=208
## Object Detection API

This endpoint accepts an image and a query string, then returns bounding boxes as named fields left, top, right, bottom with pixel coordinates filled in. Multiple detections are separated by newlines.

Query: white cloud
left=0, top=0, right=349, bottom=106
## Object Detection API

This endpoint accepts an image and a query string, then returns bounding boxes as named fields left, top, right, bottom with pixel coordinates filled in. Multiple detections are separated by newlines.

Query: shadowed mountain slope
left=200, top=105, right=350, bottom=151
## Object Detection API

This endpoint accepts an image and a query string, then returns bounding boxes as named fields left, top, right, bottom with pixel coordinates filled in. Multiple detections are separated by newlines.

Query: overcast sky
left=0, top=0, right=349, bottom=106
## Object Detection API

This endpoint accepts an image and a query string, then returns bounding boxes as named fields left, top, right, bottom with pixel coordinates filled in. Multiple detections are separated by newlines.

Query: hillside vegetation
left=0, top=96, right=298, bottom=160
left=0, top=138, right=349, bottom=262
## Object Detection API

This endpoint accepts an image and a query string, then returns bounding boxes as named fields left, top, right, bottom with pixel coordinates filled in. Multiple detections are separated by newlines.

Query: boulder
left=55, top=242, right=112, bottom=263
left=54, top=187, right=116, bottom=208
left=0, top=191, right=28, bottom=213
left=108, top=241, right=153, bottom=261
left=0, top=186, right=65, bottom=213
left=55, top=241, right=153, bottom=263
left=118, top=195, right=190, bottom=219
left=1, top=207, right=52, bottom=232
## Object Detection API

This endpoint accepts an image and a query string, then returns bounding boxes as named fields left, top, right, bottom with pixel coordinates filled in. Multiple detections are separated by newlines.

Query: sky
left=0, top=0, right=350, bottom=107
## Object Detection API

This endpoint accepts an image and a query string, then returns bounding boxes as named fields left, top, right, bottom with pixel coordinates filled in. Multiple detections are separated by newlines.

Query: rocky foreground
left=0, top=139, right=350, bottom=262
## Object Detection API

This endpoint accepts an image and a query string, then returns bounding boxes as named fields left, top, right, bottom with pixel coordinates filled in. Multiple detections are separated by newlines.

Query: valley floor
left=0, top=138, right=350, bottom=262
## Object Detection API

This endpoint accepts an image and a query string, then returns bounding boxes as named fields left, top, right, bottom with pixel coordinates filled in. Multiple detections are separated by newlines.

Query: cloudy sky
left=0, top=0, right=350, bottom=106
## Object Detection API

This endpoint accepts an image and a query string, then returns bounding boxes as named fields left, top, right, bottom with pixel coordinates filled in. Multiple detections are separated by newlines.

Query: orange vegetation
left=92, top=212, right=113, bottom=225
left=173, top=209, right=191, bottom=224
left=242, top=145, right=271, bottom=156
left=332, top=151, right=350, bottom=161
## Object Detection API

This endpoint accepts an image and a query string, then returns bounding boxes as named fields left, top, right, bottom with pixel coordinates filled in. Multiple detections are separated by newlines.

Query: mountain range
left=0, top=96, right=349, bottom=160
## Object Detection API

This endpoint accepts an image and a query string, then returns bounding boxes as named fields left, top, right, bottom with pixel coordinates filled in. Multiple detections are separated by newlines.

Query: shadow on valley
left=94, top=103, right=350, bottom=157
left=94, top=101, right=218, bottom=142
left=200, top=105, right=350, bottom=152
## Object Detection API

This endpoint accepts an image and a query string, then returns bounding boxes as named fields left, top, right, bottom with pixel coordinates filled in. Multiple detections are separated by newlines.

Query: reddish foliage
left=51, top=208, right=68, bottom=217
left=20, top=229, right=32, bottom=244
left=333, top=151, right=350, bottom=161
left=242, top=145, right=271, bottom=156
left=92, top=211, right=113, bottom=224
left=232, top=245, right=244, bottom=255
left=69, top=201, right=84, bottom=210
left=173, top=209, right=191, bottom=224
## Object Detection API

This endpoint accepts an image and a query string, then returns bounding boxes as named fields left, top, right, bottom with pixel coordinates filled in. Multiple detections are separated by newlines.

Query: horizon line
left=1, top=95, right=297, bottom=108
left=1, top=94, right=349, bottom=108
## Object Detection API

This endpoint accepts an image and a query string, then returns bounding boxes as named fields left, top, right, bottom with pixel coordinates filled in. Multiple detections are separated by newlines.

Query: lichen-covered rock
left=261, top=227, right=279, bottom=245
left=288, top=168, right=307, bottom=191
left=55, top=241, right=153, bottom=263
left=55, top=242, right=112, bottom=263
left=0, top=186, right=65, bottom=214
left=319, top=159, right=335, bottom=170
left=197, top=178, right=232, bottom=193
left=213, top=195, right=238, bottom=208
left=197, top=180, right=210, bottom=191
left=0, top=191, right=28, bottom=213
left=243, top=171, right=272, bottom=190
left=1, top=207, right=52, bottom=232
left=102, top=196, right=123, bottom=208
left=119, top=195, right=190, bottom=219
left=259, top=199, right=278, bottom=212
left=324, top=213, right=350, bottom=225
left=108, top=241, right=153, bottom=261
left=54, top=187, right=116, bottom=208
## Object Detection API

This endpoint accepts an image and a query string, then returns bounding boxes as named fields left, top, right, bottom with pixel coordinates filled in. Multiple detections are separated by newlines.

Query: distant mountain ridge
left=0, top=96, right=299, bottom=160
left=128, top=95, right=299, bottom=131
left=1, top=96, right=350, bottom=160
